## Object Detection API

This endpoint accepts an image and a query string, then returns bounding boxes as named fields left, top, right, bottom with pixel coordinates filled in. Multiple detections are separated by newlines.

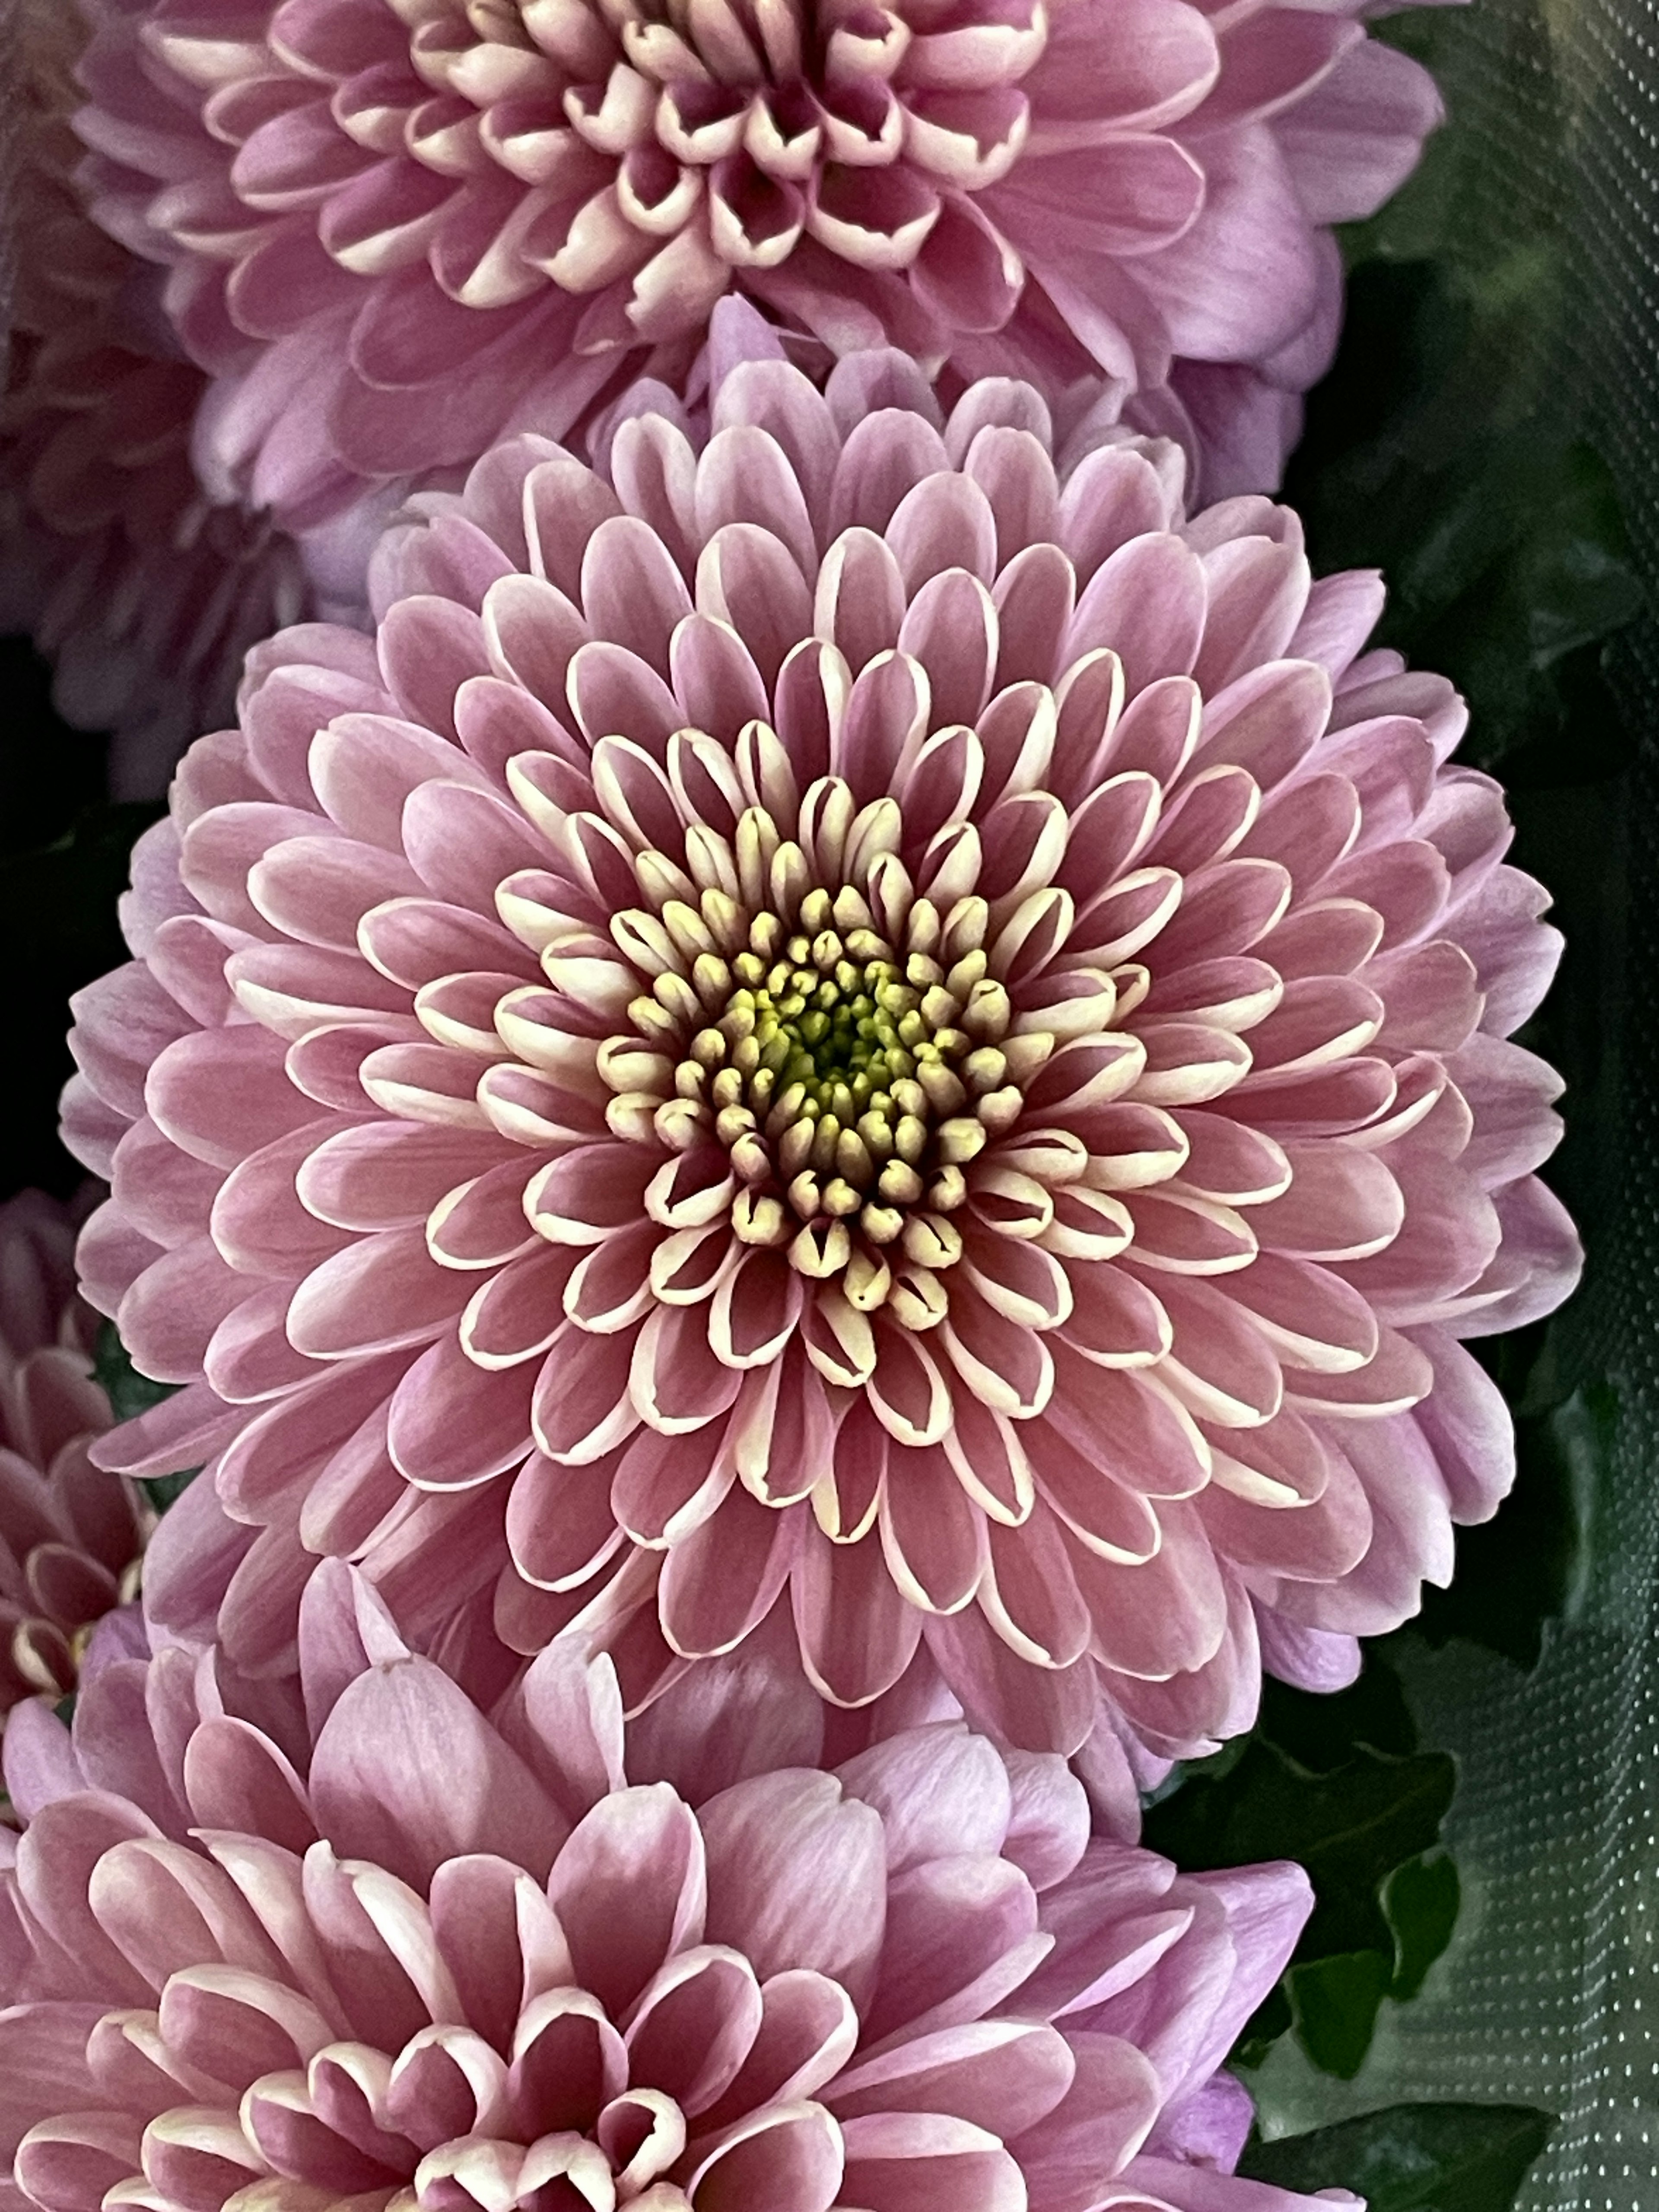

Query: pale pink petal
left=309, top=1654, right=565, bottom=1884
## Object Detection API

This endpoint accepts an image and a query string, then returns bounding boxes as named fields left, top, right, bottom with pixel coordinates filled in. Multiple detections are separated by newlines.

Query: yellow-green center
left=665, top=896, right=1026, bottom=1256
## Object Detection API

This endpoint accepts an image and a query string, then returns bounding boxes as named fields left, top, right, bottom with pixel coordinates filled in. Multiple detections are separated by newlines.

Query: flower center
left=688, top=907, right=1014, bottom=1233
left=601, top=800, right=1057, bottom=1304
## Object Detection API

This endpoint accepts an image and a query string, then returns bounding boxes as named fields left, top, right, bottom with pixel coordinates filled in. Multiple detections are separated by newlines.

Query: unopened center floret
left=601, top=827, right=1056, bottom=1297
left=676, top=886, right=1025, bottom=1242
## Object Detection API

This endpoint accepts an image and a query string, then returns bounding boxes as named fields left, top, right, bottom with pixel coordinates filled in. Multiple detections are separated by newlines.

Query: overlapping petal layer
left=73, top=0, right=1442, bottom=536
left=0, top=0, right=310, bottom=799
left=64, top=338, right=1581, bottom=1756
left=0, top=1190, right=142, bottom=1714
left=0, top=1564, right=1345, bottom=2212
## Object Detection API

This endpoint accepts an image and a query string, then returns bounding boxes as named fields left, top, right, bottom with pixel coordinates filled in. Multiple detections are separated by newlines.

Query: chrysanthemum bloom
left=73, top=0, right=1441, bottom=538
left=0, top=1190, right=144, bottom=1714
left=0, top=0, right=315, bottom=799
left=64, top=340, right=1580, bottom=1756
left=0, top=1563, right=1349, bottom=2212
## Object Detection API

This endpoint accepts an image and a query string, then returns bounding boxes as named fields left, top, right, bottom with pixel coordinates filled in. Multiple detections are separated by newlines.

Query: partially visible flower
left=64, top=338, right=1580, bottom=1761
left=0, top=1189, right=142, bottom=1714
left=0, top=0, right=311, bottom=798
left=72, top=0, right=1442, bottom=546
left=0, top=1561, right=1350, bottom=2212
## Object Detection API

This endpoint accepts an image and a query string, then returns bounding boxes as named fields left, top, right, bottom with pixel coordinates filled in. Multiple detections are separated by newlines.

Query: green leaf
left=1143, top=1656, right=1458, bottom=2077
left=94, top=1321, right=178, bottom=1425
left=1143, top=1730, right=1251, bottom=1805
left=1241, top=2102, right=1557, bottom=2210
left=1385, top=1849, right=1461, bottom=2002
left=1519, top=444, right=1645, bottom=669
left=92, top=1324, right=197, bottom=1515
left=140, top=1468, right=200, bottom=1513
left=1280, top=247, right=1644, bottom=793
left=1287, top=1948, right=1394, bottom=2079
left=1258, top=1656, right=1419, bottom=1770
left=1143, top=1738, right=1455, bottom=1961
left=1230, top=1982, right=1291, bottom=2072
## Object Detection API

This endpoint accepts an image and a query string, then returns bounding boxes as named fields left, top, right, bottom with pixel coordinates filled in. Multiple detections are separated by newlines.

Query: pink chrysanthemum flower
left=63, top=338, right=1580, bottom=1757
left=73, top=0, right=1441, bottom=534
left=0, top=0, right=312, bottom=799
left=0, top=1190, right=143, bottom=1713
left=0, top=1563, right=1348, bottom=2212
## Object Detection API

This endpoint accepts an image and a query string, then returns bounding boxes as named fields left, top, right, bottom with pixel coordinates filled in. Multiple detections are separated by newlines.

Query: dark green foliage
left=1144, top=1655, right=1457, bottom=2078
left=1284, top=6, right=1646, bottom=799
left=1147, top=1738, right=1455, bottom=1965
left=1285, top=254, right=1643, bottom=790
left=93, top=1320, right=177, bottom=1425
left=1241, top=2101, right=1557, bottom=2209
left=137, top=1467, right=199, bottom=1513
left=93, top=1322, right=194, bottom=1511
left=1285, top=1951, right=1396, bottom=2082
left=1259, top=1655, right=1417, bottom=1768
left=1383, top=1849, right=1462, bottom=2005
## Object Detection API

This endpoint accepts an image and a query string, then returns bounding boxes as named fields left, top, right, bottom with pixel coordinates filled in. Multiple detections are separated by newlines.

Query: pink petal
left=309, top=1653, right=565, bottom=1885
left=701, top=1767, right=887, bottom=2008
left=791, top=1528, right=925, bottom=1707
left=548, top=1783, right=707, bottom=2017
left=839, top=2111, right=1025, bottom=2212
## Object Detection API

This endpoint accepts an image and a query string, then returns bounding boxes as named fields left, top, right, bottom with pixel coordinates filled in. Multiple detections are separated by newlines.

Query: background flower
left=72, top=0, right=1443, bottom=551
left=0, top=1189, right=142, bottom=1716
left=0, top=0, right=315, bottom=800
left=0, top=1560, right=1346, bottom=2212
left=63, top=331, right=1580, bottom=1759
